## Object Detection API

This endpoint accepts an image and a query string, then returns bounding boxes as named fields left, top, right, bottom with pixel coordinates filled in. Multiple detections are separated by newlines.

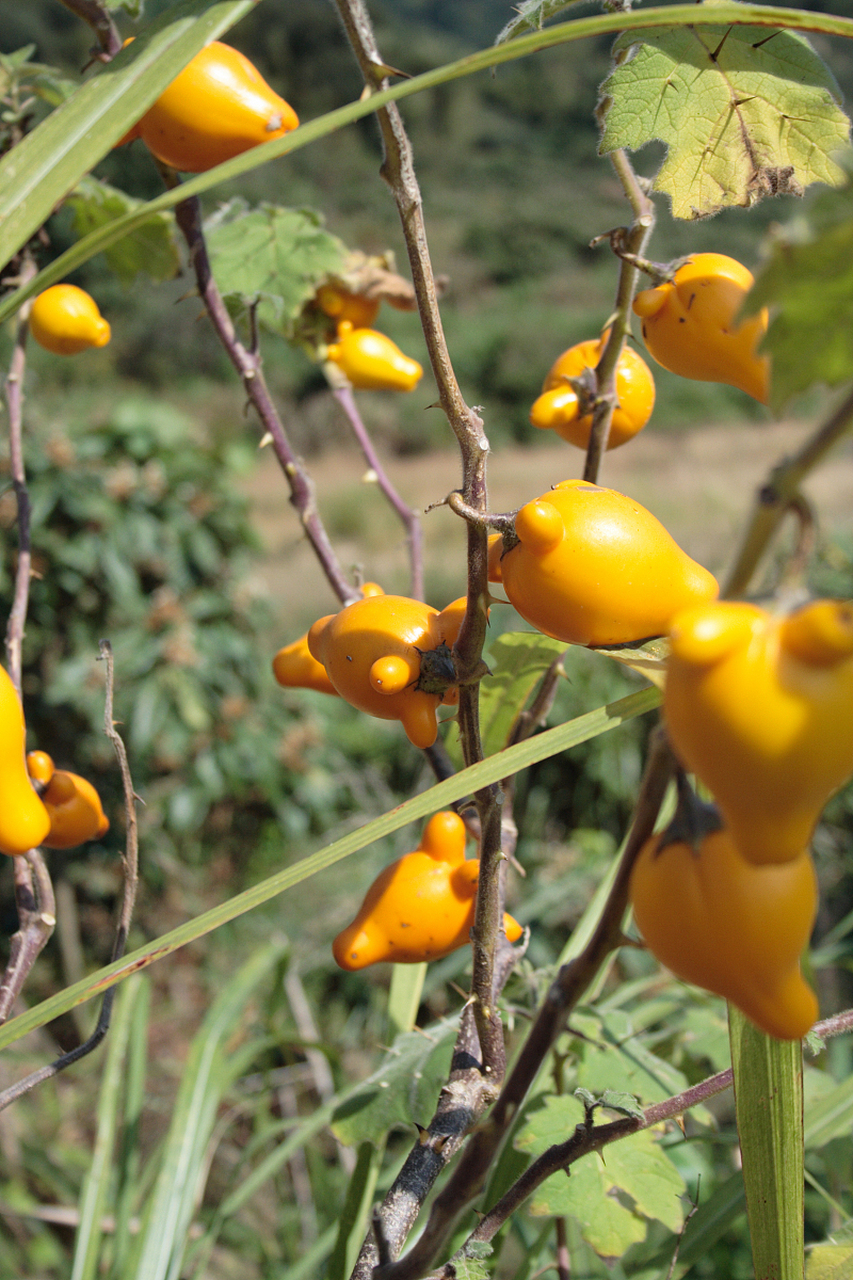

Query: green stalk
left=729, top=1006, right=805, bottom=1280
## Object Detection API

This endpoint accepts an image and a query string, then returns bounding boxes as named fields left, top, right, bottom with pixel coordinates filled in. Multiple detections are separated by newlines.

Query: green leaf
left=804, top=1071, right=853, bottom=1149
left=205, top=200, right=347, bottom=336
left=0, top=0, right=257, bottom=275
left=3, top=6, right=853, bottom=320
left=70, top=976, right=142, bottom=1280
left=128, top=944, right=286, bottom=1280
left=330, top=1018, right=458, bottom=1147
left=517, top=1098, right=684, bottom=1257
left=807, top=1244, right=853, bottom=1280
left=750, top=177, right=853, bottom=407
left=67, top=177, right=181, bottom=284
left=600, top=24, right=850, bottom=219
left=594, top=636, right=669, bottom=690
left=476, top=631, right=568, bottom=759
left=729, top=1006, right=804, bottom=1280
left=495, top=0, right=584, bottom=45
left=599, top=1089, right=646, bottom=1121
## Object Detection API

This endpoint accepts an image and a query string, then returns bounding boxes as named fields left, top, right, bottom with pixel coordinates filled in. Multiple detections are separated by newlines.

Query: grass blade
left=730, top=1005, right=805, bottom=1280
left=70, top=974, right=141, bottom=1280
left=0, top=686, right=660, bottom=1052
left=0, top=0, right=256, bottom=274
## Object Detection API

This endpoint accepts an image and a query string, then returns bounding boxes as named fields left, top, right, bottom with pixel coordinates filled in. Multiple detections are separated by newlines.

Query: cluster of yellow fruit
left=529, top=252, right=769, bottom=452
left=0, top=668, right=109, bottom=857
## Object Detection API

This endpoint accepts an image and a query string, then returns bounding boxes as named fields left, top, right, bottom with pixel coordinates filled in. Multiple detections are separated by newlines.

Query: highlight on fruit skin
left=332, top=811, right=523, bottom=970
left=632, top=253, right=770, bottom=403
left=29, top=285, right=111, bottom=356
left=490, top=478, right=718, bottom=648
left=325, top=322, right=423, bottom=392
left=530, top=335, right=655, bottom=450
left=117, top=40, right=299, bottom=173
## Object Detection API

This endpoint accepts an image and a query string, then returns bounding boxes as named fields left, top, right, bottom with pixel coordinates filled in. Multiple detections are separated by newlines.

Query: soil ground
left=246, top=419, right=853, bottom=632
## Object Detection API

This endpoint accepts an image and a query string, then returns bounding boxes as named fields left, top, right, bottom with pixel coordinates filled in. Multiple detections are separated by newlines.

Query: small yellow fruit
left=29, top=285, right=111, bottom=356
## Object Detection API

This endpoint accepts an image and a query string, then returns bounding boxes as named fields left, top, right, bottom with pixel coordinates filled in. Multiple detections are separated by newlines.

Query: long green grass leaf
left=0, top=686, right=659, bottom=1052
left=128, top=944, right=286, bottom=1280
left=730, top=1006, right=805, bottom=1280
left=70, top=976, right=141, bottom=1280
left=0, top=6, right=851, bottom=319
left=111, top=977, right=152, bottom=1279
left=0, top=0, right=256, bottom=274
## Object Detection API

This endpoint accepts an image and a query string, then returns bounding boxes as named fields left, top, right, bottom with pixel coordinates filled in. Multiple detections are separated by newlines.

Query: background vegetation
left=1, top=2, right=853, bottom=1277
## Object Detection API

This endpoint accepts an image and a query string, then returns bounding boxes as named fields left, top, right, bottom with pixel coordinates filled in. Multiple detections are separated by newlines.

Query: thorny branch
left=0, top=642, right=138, bottom=1112
left=331, top=3, right=515, bottom=1271
left=57, top=0, right=122, bottom=61
left=163, top=174, right=360, bottom=608
left=332, top=385, right=425, bottom=600
left=0, top=252, right=56, bottom=1028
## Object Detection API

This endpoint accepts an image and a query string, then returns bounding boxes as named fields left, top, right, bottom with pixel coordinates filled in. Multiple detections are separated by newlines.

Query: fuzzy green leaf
left=496, top=0, right=584, bottom=45
left=476, top=631, right=569, bottom=760
left=516, top=1097, right=684, bottom=1257
left=749, top=178, right=853, bottom=407
left=807, top=1244, right=853, bottom=1280
left=68, top=177, right=181, bottom=284
left=600, top=25, right=850, bottom=219
left=330, top=1018, right=458, bottom=1146
left=205, top=199, right=347, bottom=336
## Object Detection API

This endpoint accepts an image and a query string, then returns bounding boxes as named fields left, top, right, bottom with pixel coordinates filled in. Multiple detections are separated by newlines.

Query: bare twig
left=164, top=177, right=358, bottom=607
left=3, top=252, right=37, bottom=693
left=0, top=641, right=138, bottom=1112
left=0, top=852, right=56, bottom=1025
left=724, top=382, right=853, bottom=598
left=583, top=151, right=655, bottom=485
left=332, top=385, right=425, bottom=600
left=56, top=0, right=122, bottom=61
left=0, top=253, right=56, bottom=1028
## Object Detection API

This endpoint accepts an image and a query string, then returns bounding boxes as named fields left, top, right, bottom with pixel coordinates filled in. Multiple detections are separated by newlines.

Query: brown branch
left=330, top=10, right=516, bottom=1274
left=0, top=641, right=138, bottom=1112
left=56, top=0, right=122, bottom=61
left=164, top=177, right=358, bottom=607
left=0, top=851, right=56, bottom=1025
left=352, top=944, right=519, bottom=1280
left=583, top=152, right=655, bottom=485
left=377, top=727, right=676, bottom=1280
left=332, top=385, right=425, bottom=600
left=724, top=381, right=853, bottom=598
left=3, top=252, right=37, bottom=694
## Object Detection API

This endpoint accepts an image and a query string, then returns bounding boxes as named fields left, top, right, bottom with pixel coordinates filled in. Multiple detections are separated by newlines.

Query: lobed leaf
left=750, top=177, right=853, bottom=407
left=600, top=24, right=850, bottom=219
left=330, top=1017, right=458, bottom=1146
left=515, top=1096, right=685, bottom=1257
left=205, top=199, right=347, bottom=336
